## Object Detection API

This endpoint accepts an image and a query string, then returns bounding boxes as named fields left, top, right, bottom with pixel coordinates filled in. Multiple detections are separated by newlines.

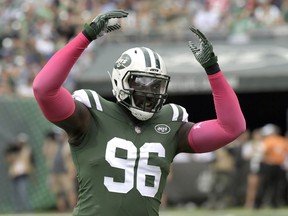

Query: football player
left=33, top=10, right=246, bottom=216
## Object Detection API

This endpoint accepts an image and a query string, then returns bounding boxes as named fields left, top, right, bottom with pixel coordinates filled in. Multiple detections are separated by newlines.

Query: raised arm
left=187, top=27, right=246, bottom=153
left=32, top=10, right=128, bottom=138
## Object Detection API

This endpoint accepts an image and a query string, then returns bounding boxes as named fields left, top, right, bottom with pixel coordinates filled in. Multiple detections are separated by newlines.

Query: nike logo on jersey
left=193, top=122, right=202, bottom=129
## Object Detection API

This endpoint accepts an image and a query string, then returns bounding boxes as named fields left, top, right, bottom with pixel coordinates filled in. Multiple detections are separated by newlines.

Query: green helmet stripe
left=140, top=47, right=151, bottom=67
left=153, top=51, right=161, bottom=69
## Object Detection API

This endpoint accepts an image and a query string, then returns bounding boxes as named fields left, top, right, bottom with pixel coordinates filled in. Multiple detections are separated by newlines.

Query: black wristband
left=82, top=23, right=97, bottom=41
left=205, top=63, right=220, bottom=75
left=82, top=30, right=93, bottom=41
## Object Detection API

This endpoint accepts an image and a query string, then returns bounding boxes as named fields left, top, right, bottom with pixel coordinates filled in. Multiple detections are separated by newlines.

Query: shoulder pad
left=72, top=89, right=103, bottom=111
left=169, top=103, right=189, bottom=122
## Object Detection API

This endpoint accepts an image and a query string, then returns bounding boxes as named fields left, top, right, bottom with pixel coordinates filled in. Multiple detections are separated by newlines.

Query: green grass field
left=1, top=208, right=287, bottom=216
left=160, top=208, right=288, bottom=216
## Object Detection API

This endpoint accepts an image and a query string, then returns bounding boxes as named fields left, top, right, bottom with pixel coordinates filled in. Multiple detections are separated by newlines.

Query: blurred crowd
left=184, top=123, right=288, bottom=209
left=1, top=0, right=288, bottom=98
left=163, top=123, right=288, bottom=209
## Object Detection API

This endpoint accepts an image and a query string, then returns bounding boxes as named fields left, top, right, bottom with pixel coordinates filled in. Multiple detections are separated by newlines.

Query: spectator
left=192, top=1, right=221, bottom=33
left=4, top=133, right=35, bottom=213
left=254, top=0, right=284, bottom=27
left=254, top=124, right=288, bottom=208
left=228, top=130, right=251, bottom=206
left=227, top=1, right=257, bottom=44
left=243, top=128, right=264, bottom=208
left=281, top=0, right=288, bottom=23
left=157, top=0, right=189, bottom=39
left=0, top=66, right=15, bottom=95
left=207, top=0, right=230, bottom=15
left=204, top=146, right=235, bottom=209
left=42, top=129, right=77, bottom=212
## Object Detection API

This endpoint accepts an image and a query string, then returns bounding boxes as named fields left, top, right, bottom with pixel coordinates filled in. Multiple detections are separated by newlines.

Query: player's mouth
left=134, top=95, right=155, bottom=112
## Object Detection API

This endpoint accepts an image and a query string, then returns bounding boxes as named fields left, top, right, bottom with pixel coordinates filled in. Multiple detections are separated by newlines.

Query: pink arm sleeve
left=188, top=71, right=246, bottom=153
left=33, top=33, right=91, bottom=122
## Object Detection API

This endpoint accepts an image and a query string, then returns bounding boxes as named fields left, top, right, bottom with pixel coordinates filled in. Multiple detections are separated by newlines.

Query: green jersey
left=70, top=89, right=192, bottom=216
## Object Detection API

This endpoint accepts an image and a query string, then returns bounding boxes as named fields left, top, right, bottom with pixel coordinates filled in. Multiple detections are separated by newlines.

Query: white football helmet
left=111, top=47, right=170, bottom=121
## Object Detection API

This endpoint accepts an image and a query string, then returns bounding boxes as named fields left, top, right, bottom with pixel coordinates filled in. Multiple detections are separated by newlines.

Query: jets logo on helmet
left=114, top=54, right=131, bottom=69
left=111, top=47, right=170, bottom=121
